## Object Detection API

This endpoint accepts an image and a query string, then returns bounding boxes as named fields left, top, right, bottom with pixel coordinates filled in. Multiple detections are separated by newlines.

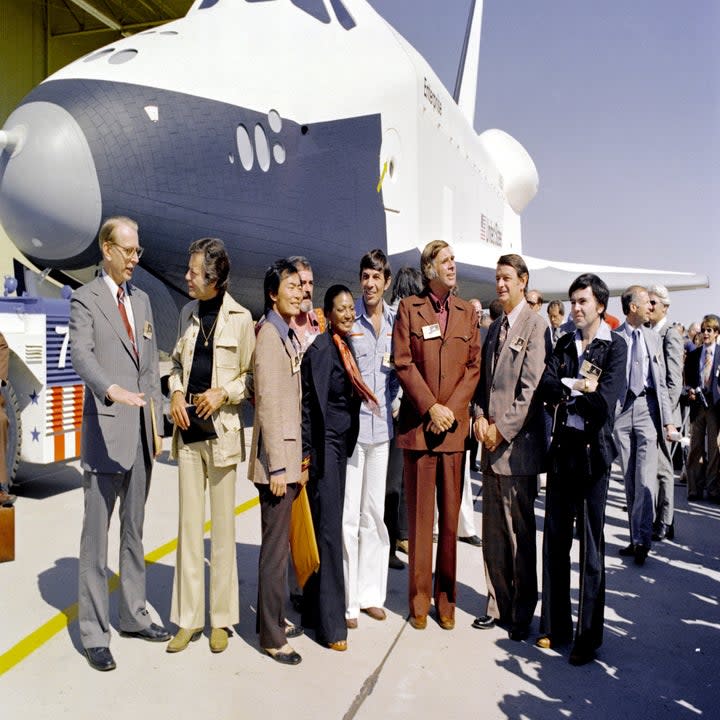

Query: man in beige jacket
left=167, top=237, right=255, bottom=653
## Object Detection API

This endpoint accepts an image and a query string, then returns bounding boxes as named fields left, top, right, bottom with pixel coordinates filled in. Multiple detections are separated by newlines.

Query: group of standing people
left=68, top=216, right=709, bottom=674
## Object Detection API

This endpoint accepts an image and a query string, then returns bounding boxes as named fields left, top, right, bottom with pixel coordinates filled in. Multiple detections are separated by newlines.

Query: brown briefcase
left=0, top=506, right=15, bottom=563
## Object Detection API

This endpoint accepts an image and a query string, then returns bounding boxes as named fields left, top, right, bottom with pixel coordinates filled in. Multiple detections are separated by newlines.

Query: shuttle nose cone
left=0, top=101, right=101, bottom=267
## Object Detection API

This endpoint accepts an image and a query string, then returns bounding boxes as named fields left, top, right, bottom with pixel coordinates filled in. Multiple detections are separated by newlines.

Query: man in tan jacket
left=167, top=237, right=255, bottom=654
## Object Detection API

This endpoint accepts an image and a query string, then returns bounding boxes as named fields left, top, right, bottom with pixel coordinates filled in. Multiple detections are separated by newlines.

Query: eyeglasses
left=701, top=327, right=717, bottom=334
left=109, top=243, right=144, bottom=260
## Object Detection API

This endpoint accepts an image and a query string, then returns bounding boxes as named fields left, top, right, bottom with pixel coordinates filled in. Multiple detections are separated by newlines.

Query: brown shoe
left=438, top=616, right=455, bottom=630
left=327, top=640, right=347, bottom=651
left=0, top=490, right=17, bottom=507
left=361, top=607, right=386, bottom=621
left=396, top=539, right=409, bottom=555
left=346, top=618, right=358, bottom=629
left=535, top=635, right=552, bottom=650
left=409, top=615, right=427, bottom=630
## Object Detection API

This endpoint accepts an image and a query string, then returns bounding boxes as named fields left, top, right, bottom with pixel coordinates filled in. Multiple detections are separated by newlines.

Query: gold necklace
left=200, top=314, right=219, bottom=347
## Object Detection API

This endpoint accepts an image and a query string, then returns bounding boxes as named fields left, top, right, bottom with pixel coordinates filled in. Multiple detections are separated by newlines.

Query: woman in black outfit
left=300, top=284, right=376, bottom=651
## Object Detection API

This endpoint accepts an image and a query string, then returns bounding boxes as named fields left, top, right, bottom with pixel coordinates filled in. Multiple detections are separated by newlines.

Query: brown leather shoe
left=0, top=490, right=17, bottom=507
left=361, top=606, right=386, bottom=621
left=409, top=615, right=427, bottom=630
left=346, top=618, right=358, bottom=629
left=327, top=640, right=347, bottom=651
left=438, top=616, right=455, bottom=630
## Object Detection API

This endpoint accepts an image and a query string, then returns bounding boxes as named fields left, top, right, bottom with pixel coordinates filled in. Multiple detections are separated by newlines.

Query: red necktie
left=332, top=333, right=379, bottom=410
left=117, top=286, right=138, bottom=358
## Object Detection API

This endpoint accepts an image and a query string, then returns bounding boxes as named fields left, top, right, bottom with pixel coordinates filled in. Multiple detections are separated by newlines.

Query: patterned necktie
left=117, top=286, right=138, bottom=357
left=332, top=333, right=379, bottom=409
left=629, top=329, right=644, bottom=396
left=703, top=348, right=713, bottom=389
left=494, top=316, right=509, bottom=366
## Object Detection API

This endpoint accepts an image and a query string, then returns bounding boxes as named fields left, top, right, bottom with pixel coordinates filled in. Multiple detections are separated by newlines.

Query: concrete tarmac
left=1, top=436, right=718, bottom=720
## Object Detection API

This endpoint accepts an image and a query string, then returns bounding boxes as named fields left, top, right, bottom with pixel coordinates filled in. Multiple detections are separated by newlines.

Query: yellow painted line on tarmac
left=0, top=496, right=259, bottom=677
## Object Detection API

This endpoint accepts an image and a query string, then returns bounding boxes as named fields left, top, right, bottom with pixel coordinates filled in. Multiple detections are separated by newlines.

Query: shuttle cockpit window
left=290, top=0, right=331, bottom=24
left=329, top=0, right=356, bottom=29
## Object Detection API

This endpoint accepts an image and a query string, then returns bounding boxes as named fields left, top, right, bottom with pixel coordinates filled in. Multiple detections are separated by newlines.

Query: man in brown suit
left=472, top=254, right=547, bottom=641
left=0, top=332, right=16, bottom=506
left=393, top=240, right=480, bottom=630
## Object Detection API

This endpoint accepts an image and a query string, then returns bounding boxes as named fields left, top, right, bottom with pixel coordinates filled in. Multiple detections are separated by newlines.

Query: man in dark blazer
left=537, top=274, right=627, bottom=665
left=393, top=240, right=480, bottom=630
left=0, top=331, right=16, bottom=506
left=70, top=216, right=168, bottom=672
left=613, top=285, right=676, bottom=566
left=472, top=254, right=546, bottom=641
left=683, top=314, right=720, bottom=503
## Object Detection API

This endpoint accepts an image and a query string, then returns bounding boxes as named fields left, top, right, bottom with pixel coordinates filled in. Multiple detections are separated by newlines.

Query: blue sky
left=368, top=0, right=719, bottom=326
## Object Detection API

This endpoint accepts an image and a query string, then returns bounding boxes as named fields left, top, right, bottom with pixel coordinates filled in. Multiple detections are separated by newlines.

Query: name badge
left=382, top=352, right=394, bottom=369
left=509, top=336, right=525, bottom=352
left=422, top=323, right=441, bottom=340
left=291, top=354, right=302, bottom=374
left=580, top=360, right=602, bottom=380
left=143, top=321, right=153, bottom=340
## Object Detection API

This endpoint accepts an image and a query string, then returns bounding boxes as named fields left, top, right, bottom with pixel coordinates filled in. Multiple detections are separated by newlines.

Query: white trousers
left=170, top=439, right=239, bottom=629
left=343, top=441, right=390, bottom=618
left=434, top=459, right=478, bottom=536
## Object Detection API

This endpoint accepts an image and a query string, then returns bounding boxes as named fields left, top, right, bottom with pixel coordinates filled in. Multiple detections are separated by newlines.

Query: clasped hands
left=170, top=387, right=226, bottom=429
left=473, top=416, right=505, bottom=453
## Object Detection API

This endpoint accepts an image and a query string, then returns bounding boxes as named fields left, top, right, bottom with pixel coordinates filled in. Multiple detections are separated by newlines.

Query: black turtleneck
left=188, top=291, right=224, bottom=396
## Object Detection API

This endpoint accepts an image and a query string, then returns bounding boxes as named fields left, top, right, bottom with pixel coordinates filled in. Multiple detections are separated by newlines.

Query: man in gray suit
left=614, top=285, right=676, bottom=566
left=647, top=284, right=683, bottom=541
left=70, top=216, right=169, bottom=672
left=472, top=254, right=547, bottom=641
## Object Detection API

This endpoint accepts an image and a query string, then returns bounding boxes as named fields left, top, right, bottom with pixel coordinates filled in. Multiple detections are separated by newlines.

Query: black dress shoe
left=666, top=521, right=675, bottom=540
left=265, top=648, right=302, bottom=665
left=652, top=523, right=668, bottom=541
left=618, top=543, right=635, bottom=557
left=472, top=615, right=496, bottom=630
left=84, top=647, right=116, bottom=671
left=388, top=553, right=405, bottom=569
left=284, top=623, right=304, bottom=639
left=120, top=622, right=171, bottom=642
left=470, top=462, right=480, bottom=472
left=569, top=644, right=596, bottom=666
left=508, top=625, right=530, bottom=641
left=633, top=545, right=649, bottom=566
left=458, top=534, right=483, bottom=547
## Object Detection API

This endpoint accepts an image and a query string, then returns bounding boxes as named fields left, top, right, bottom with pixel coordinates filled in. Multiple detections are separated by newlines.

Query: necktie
left=117, top=286, right=138, bottom=357
left=703, top=349, right=713, bottom=389
left=629, top=329, right=644, bottom=396
left=332, top=333, right=379, bottom=410
left=494, top=316, right=509, bottom=366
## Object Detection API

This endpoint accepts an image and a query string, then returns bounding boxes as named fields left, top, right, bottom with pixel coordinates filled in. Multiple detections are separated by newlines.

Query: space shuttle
left=0, top=0, right=707, bottom=350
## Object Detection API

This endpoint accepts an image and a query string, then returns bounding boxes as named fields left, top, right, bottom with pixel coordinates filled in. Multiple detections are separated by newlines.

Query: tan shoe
left=361, top=607, right=386, bottom=621
left=438, top=616, right=455, bottom=630
left=327, top=640, right=347, bottom=651
left=396, top=539, right=409, bottom=555
left=209, top=627, right=229, bottom=653
left=409, top=615, right=427, bottom=630
left=166, top=628, right=202, bottom=653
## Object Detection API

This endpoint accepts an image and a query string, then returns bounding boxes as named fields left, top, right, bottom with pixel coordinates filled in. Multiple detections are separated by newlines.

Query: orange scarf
left=332, top=332, right=379, bottom=411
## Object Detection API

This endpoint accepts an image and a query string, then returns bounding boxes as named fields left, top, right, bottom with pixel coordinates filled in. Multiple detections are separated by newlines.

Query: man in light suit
left=393, top=240, right=480, bottom=630
left=647, top=284, right=683, bottom=540
left=70, top=216, right=169, bottom=672
left=472, top=254, right=547, bottom=641
left=614, top=285, right=676, bottom=566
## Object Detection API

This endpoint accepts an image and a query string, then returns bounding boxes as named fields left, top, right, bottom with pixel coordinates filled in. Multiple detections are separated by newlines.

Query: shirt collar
left=101, top=270, right=127, bottom=299
left=266, top=309, right=293, bottom=342
left=574, top=320, right=613, bottom=344
left=504, top=298, right=527, bottom=328
left=428, top=289, right=450, bottom=313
